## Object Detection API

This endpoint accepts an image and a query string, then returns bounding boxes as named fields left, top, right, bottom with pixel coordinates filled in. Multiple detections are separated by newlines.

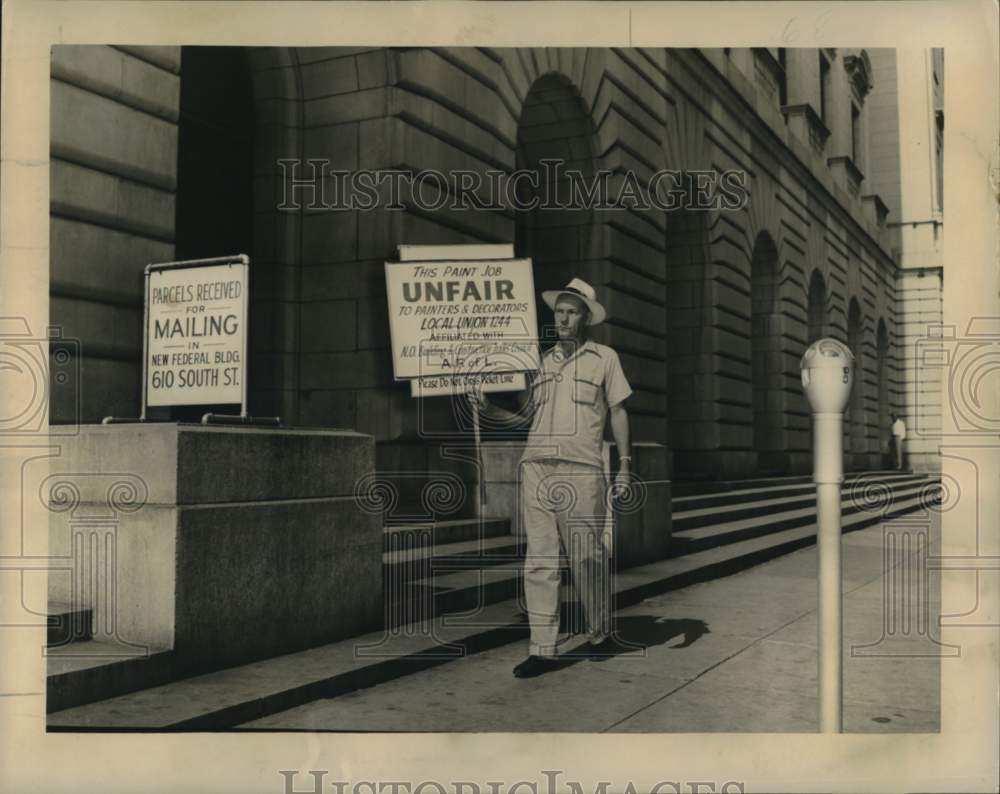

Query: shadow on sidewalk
left=539, top=616, right=711, bottom=674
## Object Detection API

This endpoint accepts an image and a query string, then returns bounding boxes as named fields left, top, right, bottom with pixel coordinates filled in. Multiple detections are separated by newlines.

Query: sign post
left=103, top=254, right=279, bottom=426
left=471, top=397, right=482, bottom=514
left=800, top=337, right=855, bottom=733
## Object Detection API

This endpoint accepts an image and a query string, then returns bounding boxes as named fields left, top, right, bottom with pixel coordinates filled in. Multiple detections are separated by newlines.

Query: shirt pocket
left=531, top=373, right=555, bottom=406
left=572, top=377, right=601, bottom=405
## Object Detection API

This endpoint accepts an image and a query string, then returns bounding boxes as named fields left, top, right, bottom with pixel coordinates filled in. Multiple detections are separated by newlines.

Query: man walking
left=469, top=278, right=633, bottom=678
left=890, top=412, right=907, bottom=471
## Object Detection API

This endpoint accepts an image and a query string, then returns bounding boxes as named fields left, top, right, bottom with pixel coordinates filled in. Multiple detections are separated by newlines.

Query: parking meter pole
left=814, top=412, right=844, bottom=734
left=800, top=338, right=854, bottom=735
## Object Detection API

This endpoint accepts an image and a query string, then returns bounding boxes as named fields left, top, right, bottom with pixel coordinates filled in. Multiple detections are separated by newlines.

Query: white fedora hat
left=542, top=278, right=607, bottom=326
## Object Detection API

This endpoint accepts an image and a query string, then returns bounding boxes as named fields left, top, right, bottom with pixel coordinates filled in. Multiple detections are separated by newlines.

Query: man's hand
left=465, top=384, right=489, bottom=414
left=608, top=405, right=631, bottom=501
left=611, top=460, right=632, bottom=500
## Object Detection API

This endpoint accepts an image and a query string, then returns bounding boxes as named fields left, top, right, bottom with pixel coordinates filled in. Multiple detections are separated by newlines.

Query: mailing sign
left=146, top=262, right=247, bottom=407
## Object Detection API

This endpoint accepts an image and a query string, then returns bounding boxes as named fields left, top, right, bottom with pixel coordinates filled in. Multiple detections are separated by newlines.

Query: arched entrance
left=664, top=197, right=713, bottom=476
left=172, top=46, right=256, bottom=421
left=807, top=270, right=828, bottom=343
left=750, top=231, right=785, bottom=473
left=846, top=298, right=866, bottom=469
left=500, top=71, right=607, bottom=433
left=514, top=73, right=603, bottom=333
left=174, top=46, right=309, bottom=425
left=175, top=47, right=255, bottom=261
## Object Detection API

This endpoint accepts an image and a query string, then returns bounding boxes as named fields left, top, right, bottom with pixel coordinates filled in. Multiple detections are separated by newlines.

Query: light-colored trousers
left=520, top=459, right=612, bottom=657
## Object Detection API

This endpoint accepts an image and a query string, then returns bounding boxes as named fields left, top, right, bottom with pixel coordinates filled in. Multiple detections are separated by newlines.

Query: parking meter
left=801, top=337, right=854, bottom=733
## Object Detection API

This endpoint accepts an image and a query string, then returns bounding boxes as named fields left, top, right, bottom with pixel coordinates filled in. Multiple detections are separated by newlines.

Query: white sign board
left=385, top=258, right=540, bottom=392
left=146, top=262, right=247, bottom=407
left=410, top=371, right=527, bottom=398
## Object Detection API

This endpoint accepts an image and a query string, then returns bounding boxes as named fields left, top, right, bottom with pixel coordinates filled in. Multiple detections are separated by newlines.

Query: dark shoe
left=512, top=655, right=559, bottom=678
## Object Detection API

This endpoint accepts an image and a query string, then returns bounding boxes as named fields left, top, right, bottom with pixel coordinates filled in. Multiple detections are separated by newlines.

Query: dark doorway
left=750, top=232, right=783, bottom=472
left=514, top=73, right=602, bottom=342
left=170, top=47, right=255, bottom=421
left=807, top=270, right=827, bottom=343
left=846, top=298, right=866, bottom=469
left=175, top=46, right=255, bottom=260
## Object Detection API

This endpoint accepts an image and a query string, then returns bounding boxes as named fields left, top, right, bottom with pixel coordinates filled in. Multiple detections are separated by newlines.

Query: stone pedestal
left=480, top=440, right=673, bottom=569
left=46, top=423, right=380, bottom=673
left=607, top=443, right=673, bottom=569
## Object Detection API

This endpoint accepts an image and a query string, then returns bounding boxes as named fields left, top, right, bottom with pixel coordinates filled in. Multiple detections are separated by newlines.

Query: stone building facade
left=49, top=45, right=943, bottom=485
left=866, top=48, right=945, bottom=472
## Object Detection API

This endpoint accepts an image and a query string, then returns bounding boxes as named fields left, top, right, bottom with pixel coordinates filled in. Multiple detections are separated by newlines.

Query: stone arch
left=846, top=297, right=866, bottom=468
left=659, top=65, right=718, bottom=473
left=502, top=50, right=677, bottom=452
left=750, top=231, right=785, bottom=472
left=876, top=318, right=891, bottom=466
left=807, top=269, right=828, bottom=342
left=663, top=93, right=739, bottom=477
left=514, top=71, right=603, bottom=318
left=665, top=198, right=714, bottom=472
left=509, top=67, right=625, bottom=440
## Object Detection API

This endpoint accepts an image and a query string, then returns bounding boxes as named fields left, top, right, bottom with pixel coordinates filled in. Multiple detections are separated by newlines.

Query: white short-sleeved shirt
left=892, top=419, right=907, bottom=439
left=520, top=339, right=632, bottom=470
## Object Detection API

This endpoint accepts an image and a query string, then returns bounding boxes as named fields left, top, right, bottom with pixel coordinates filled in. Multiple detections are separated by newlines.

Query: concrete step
left=399, top=565, right=523, bottom=620
left=388, top=494, right=481, bottom=522
left=389, top=484, right=935, bottom=622
left=673, top=474, right=813, bottom=496
left=380, top=476, right=931, bottom=585
left=383, top=534, right=523, bottom=585
left=44, top=529, right=518, bottom=713
left=46, top=492, right=933, bottom=730
left=46, top=602, right=93, bottom=648
left=669, top=483, right=930, bottom=556
left=671, top=470, right=918, bottom=498
left=673, top=473, right=927, bottom=513
left=607, top=493, right=931, bottom=603
left=384, top=517, right=510, bottom=547
left=47, top=599, right=531, bottom=730
left=671, top=479, right=929, bottom=535
left=46, top=638, right=175, bottom=713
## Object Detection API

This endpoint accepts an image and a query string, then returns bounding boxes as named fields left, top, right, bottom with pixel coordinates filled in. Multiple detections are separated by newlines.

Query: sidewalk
left=239, top=515, right=942, bottom=733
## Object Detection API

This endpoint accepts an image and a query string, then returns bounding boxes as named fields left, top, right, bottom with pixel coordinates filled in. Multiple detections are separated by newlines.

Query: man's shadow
left=518, top=614, right=710, bottom=672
